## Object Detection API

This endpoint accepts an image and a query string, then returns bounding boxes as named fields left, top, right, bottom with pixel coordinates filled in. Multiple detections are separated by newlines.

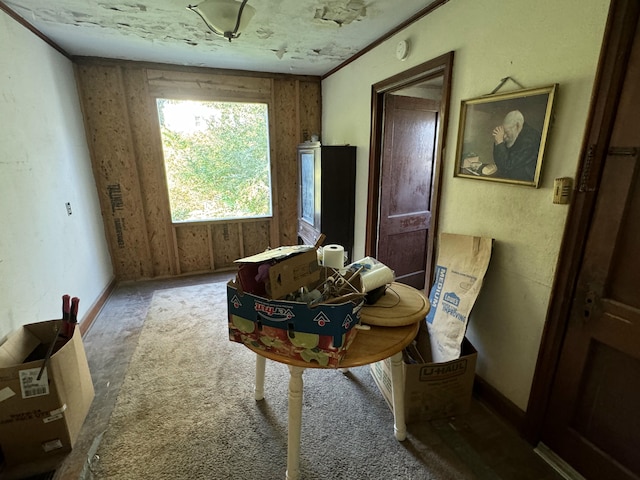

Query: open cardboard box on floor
left=370, top=321, right=477, bottom=422
left=0, top=319, right=94, bottom=469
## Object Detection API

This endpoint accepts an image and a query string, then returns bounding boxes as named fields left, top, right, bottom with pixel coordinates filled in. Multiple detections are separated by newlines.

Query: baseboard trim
left=79, top=277, right=117, bottom=336
left=473, top=375, right=526, bottom=435
left=534, top=443, right=586, bottom=480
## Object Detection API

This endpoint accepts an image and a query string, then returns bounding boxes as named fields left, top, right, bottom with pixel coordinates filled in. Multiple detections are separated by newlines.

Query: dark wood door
left=377, top=94, right=438, bottom=289
left=541, top=13, right=640, bottom=480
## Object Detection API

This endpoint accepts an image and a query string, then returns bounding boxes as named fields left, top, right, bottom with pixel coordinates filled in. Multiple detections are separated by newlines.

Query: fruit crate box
left=227, top=281, right=363, bottom=367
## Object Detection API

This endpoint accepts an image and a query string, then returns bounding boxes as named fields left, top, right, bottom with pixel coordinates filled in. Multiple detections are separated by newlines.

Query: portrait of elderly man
left=491, top=110, right=541, bottom=182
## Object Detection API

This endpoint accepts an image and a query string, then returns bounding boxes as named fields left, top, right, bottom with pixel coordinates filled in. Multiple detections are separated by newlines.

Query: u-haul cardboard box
left=370, top=322, right=477, bottom=422
left=0, top=320, right=94, bottom=467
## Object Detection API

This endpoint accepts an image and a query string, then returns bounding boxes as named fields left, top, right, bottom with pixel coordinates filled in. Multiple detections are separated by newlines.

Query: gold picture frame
left=454, top=84, right=557, bottom=187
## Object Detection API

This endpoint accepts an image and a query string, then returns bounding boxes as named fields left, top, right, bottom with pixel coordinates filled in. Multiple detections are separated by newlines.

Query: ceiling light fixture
left=187, top=0, right=255, bottom=42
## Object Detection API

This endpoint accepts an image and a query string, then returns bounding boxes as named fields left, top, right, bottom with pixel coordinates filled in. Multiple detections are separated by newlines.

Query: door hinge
left=582, top=290, right=598, bottom=323
left=608, top=146, right=639, bottom=157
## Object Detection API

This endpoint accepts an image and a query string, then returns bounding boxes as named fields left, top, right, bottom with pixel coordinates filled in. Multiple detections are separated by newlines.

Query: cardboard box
left=0, top=320, right=95, bottom=467
left=235, top=245, right=321, bottom=300
left=370, top=322, right=477, bottom=422
left=227, top=281, right=362, bottom=367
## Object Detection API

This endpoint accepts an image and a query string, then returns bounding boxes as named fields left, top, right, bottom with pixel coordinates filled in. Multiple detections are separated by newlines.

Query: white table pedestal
left=254, top=350, right=408, bottom=479
left=286, top=366, right=304, bottom=480
left=246, top=289, right=428, bottom=480
left=389, top=351, right=407, bottom=441
left=255, top=354, right=266, bottom=401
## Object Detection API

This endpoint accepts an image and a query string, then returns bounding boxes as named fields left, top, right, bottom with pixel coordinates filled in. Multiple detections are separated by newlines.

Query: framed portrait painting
left=454, top=84, right=557, bottom=187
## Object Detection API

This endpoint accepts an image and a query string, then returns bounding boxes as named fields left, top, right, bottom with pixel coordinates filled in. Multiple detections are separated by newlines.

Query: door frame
left=365, top=52, right=454, bottom=289
left=524, top=0, right=640, bottom=443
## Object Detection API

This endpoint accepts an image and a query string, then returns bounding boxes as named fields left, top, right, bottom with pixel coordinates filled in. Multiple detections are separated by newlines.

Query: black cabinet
left=297, top=142, right=356, bottom=262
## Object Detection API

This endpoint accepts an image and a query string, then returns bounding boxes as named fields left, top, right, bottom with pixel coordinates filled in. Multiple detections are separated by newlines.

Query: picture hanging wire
left=488, top=76, right=526, bottom=95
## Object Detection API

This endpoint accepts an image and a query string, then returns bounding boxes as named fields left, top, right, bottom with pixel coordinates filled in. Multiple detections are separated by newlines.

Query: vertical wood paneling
left=299, top=80, right=322, bottom=143
left=273, top=78, right=299, bottom=246
left=75, top=59, right=321, bottom=280
left=241, top=220, right=271, bottom=256
left=268, top=78, right=281, bottom=249
left=211, top=223, right=242, bottom=269
left=208, top=225, right=216, bottom=270
left=75, top=64, right=153, bottom=280
left=122, top=68, right=176, bottom=277
left=172, top=226, right=181, bottom=275
left=238, top=223, right=245, bottom=259
left=175, top=224, right=210, bottom=273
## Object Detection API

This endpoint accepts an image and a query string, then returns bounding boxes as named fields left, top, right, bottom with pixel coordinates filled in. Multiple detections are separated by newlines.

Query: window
left=156, top=98, right=272, bottom=222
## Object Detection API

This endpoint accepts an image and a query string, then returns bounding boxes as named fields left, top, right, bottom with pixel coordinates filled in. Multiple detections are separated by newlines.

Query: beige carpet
left=90, top=282, right=477, bottom=480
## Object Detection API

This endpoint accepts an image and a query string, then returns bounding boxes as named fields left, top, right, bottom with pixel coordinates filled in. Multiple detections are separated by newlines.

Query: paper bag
left=426, top=233, right=493, bottom=362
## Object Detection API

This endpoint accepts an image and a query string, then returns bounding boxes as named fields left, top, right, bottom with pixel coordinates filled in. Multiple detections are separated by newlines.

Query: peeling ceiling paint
left=314, top=0, right=367, bottom=26
left=3, top=0, right=439, bottom=75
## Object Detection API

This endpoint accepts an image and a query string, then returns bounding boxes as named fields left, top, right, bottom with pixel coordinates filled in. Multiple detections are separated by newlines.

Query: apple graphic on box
left=262, top=325, right=289, bottom=343
left=288, top=331, right=319, bottom=349
left=231, top=315, right=255, bottom=333
left=300, top=348, right=330, bottom=367
left=260, top=335, right=283, bottom=348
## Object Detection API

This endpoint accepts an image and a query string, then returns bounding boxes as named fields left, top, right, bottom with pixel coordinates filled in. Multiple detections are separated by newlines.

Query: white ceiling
left=3, top=0, right=441, bottom=76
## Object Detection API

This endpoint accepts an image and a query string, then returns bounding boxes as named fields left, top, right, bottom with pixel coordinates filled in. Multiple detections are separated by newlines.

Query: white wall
left=322, top=0, right=610, bottom=410
left=0, top=11, right=113, bottom=340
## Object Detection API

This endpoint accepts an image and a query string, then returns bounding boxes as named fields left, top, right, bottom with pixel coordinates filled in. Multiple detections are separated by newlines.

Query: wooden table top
left=360, top=283, right=430, bottom=327
left=245, top=282, right=429, bottom=369
left=246, top=321, right=419, bottom=369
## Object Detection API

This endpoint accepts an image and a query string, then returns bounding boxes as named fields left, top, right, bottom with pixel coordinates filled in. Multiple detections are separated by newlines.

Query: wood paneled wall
left=74, top=58, right=321, bottom=281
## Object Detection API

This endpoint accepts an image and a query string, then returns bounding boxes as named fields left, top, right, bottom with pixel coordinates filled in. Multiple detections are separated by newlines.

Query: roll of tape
left=360, top=263, right=395, bottom=292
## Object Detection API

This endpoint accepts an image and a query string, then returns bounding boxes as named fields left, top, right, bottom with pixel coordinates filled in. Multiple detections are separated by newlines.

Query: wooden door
left=540, top=12, right=640, bottom=480
left=376, top=94, right=438, bottom=289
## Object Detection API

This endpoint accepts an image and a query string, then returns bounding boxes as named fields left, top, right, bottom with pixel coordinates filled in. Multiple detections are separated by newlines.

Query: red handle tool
left=38, top=294, right=70, bottom=380
left=68, top=297, right=80, bottom=336
left=62, top=294, right=71, bottom=337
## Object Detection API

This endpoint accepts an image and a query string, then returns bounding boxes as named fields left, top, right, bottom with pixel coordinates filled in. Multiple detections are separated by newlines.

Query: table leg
left=255, top=354, right=266, bottom=401
left=390, top=351, right=407, bottom=441
left=286, top=365, right=304, bottom=480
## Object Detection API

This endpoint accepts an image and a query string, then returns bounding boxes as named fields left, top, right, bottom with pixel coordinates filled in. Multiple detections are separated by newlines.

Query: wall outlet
left=65, top=202, right=72, bottom=215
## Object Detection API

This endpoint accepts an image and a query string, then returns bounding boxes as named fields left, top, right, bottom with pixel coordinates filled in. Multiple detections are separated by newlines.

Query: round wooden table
left=245, top=283, right=429, bottom=480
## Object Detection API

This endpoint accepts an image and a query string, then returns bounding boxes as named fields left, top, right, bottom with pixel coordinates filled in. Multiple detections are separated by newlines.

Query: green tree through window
left=157, top=99, right=272, bottom=222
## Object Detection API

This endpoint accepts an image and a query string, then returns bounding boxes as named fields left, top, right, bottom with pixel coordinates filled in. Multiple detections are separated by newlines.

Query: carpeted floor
left=88, top=282, right=478, bottom=479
